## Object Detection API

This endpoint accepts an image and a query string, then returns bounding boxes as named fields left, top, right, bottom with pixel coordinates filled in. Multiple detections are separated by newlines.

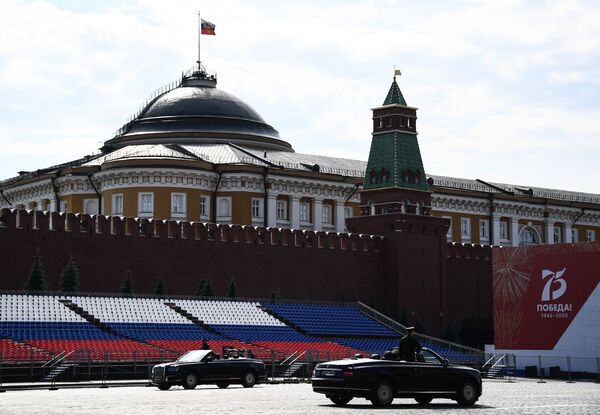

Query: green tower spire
left=363, top=73, right=427, bottom=192
left=382, top=75, right=407, bottom=106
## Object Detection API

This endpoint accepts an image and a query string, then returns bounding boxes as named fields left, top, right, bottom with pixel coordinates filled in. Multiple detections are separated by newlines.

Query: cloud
left=0, top=0, right=599, bottom=194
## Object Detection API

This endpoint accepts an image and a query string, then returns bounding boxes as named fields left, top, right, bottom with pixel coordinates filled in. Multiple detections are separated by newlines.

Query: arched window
left=218, top=198, right=231, bottom=217
left=380, top=168, right=388, bottom=183
left=519, top=226, right=539, bottom=245
left=369, top=170, right=377, bottom=184
left=415, top=170, right=421, bottom=184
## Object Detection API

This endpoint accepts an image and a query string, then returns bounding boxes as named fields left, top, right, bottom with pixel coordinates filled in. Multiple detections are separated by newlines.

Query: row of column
left=266, top=195, right=347, bottom=233
left=491, top=214, right=573, bottom=246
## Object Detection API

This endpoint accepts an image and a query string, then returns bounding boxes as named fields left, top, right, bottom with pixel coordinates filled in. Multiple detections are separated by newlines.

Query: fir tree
left=195, top=279, right=207, bottom=297
left=227, top=278, right=237, bottom=298
left=203, top=279, right=214, bottom=297
left=26, top=252, right=47, bottom=292
left=155, top=276, right=166, bottom=296
left=121, top=270, right=134, bottom=296
left=59, top=256, right=79, bottom=293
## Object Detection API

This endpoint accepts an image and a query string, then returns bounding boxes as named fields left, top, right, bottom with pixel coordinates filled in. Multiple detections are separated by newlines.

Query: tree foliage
left=155, top=276, right=166, bottom=296
left=227, top=278, right=237, bottom=298
left=121, top=270, right=134, bottom=296
left=196, top=278, right=214, bottom=297
left=60, top=256, right=79, bottom=293
left=26, top=252, right=47, bottom=292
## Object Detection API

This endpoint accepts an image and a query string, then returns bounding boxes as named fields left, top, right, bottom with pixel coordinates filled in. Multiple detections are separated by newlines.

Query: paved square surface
left=1, top=379, right=599, bottom=414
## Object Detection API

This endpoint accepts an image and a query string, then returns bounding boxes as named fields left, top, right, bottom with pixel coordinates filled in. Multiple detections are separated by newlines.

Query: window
left=171, top=193, right=186, bottom=216
left=520, top=227, right=538, bottom=245
left=553, top=226, right=562, bottom=243
left=500, top=221, right=509, bottom=240
left=138, top=193, right=153, bottom=216
left=407, top=118, right=411, bottom=128
left=251, top=198, right=263, bottom=219
left=217, top=197, right=231, bottom=220
left=300, top=202, right=310, bottom=222
left=479, top=219, right=489, bottom=240
left=322, top=205, right=332, bottom=224
left=83, top=199, right=98, bottom=215
left=112, top=194, right=123, bottom=215
left=460, top=218, right=471, bottom=238
left=385, top=116, right=391, bottom=127
left=59, top=201, right=68, bottom=212
left=586, top=229, right=596, bottom=242
left=571, top=228, right=578, bottom=243
left=344, top=206, right=353, bottom=219
left=200, top=196, right=209, bottom=219
left=276, top=200, right=287, bottom=221
left=443, top=216, right=452, bottom=241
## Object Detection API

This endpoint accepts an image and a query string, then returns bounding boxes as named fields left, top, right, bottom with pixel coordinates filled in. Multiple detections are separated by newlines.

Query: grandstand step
left=43, top=362, right=74, bottom=382
left=259, top=307, right=308, bottom=335
left=282, top=361, right=305, bottom=378
left=164, top=302, right=220, bottom=335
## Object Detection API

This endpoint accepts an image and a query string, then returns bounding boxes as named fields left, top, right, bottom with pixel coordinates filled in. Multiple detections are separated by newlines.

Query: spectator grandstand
left=0, top=293, right=484, bottom=383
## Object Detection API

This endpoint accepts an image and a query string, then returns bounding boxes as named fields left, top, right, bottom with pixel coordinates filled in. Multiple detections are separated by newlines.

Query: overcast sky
left=1, top=0, right=599, bottom=193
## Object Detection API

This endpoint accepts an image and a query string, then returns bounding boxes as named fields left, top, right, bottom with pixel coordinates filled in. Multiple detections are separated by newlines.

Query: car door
left=391, top=361, right=421, bottom=393
left=417, top=350, right=455, bottom=392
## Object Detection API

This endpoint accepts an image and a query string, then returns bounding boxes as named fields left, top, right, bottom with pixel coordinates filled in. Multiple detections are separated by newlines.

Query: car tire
left=329, top=395, right=352, bottom=406
left=216, top=382, right=229, bottom=389
left=456, top=380, right=477, bottom=407
left=182, top=372, right=198, bottom=390
left=241, top=370, right=257, bottom=388
left=370, top=380, right=394, bottom=407
left=415, top=396, right=432, bottom=405
left=157, top=384, right=171, bottom=391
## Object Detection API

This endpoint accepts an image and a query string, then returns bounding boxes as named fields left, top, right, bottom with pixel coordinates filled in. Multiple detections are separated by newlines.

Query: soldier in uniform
left=398, top=327, right=421, bottom=362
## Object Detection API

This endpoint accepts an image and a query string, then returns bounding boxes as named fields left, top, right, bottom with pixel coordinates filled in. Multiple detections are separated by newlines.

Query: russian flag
left=201, top=19, right=216, bottom=35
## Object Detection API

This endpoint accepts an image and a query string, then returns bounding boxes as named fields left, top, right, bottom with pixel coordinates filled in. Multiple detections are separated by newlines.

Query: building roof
left=383, top=76, right=407, bottom=106
left=101, top=68, right=292, bottom=153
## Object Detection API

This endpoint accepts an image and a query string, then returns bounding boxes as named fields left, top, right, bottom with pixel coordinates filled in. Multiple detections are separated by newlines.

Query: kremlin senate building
left=1, top=65, right=599, bottom=246
left=2, top=59, right=600, bottom=345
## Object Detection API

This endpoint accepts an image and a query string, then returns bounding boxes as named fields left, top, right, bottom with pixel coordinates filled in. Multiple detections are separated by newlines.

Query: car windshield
left=177, top=350, right=212, bottom=363
left=419, top=349, right=444, bottom=364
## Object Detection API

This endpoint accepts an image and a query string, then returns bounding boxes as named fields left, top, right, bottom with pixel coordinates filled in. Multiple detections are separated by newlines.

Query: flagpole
left=197, top=11, right=201, bottom=67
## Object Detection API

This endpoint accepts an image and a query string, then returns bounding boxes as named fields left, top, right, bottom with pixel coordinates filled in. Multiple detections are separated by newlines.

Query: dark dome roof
left=103, top=72, right=293, bottom=152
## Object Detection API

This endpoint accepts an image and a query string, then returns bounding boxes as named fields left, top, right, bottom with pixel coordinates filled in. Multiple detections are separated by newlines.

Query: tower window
left=407, top=118, right=411, bottom=128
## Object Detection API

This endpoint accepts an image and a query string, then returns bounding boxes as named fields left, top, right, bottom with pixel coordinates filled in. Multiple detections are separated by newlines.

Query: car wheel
left=157, top=384, right=171, bottom=391
left=182, top=372, right=198, bottom=390
left=370, top=380, right=394, bottom=407
left=216, top=382, right=229, bottom=389
left=415, top=396, right=432, bottom=405
left=456, top=380, right=477, bottom=407
left=329, top=395, right=352, bottom=406
left=241, top=370, right=257, bottom=388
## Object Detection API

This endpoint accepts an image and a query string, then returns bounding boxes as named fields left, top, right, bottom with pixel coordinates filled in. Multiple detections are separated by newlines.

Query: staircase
left=482, top=354, right=515, bottom=379
left=282, top=361, right=305, bottom=378
left=164, top=302, right=219, bottom=334
left=43, top=362, right=74, bottom=382
left=259, top=306, right=309, bottom=335
left=58, top=299, right=174, bottom=356
left=59, top=300, right=120, bottom=336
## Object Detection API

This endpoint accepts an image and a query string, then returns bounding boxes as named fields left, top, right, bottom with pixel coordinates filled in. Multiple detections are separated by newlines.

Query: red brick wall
left=0, top=208, right=493, bottom=345
left=0, top=209, right=385, bottom=304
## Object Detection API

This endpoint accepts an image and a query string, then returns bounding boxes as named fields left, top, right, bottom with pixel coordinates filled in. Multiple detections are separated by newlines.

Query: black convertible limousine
left=312, top=348, right=482, bottom=407
left=151, top=349, right=266, bottom=390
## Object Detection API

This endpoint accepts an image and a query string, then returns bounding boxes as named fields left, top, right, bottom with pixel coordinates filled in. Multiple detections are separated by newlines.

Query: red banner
left=493, top=242, right=600, bottom=349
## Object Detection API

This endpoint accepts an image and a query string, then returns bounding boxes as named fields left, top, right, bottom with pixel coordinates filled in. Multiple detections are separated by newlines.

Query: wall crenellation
left=0, top=208, right=383, bottom=253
